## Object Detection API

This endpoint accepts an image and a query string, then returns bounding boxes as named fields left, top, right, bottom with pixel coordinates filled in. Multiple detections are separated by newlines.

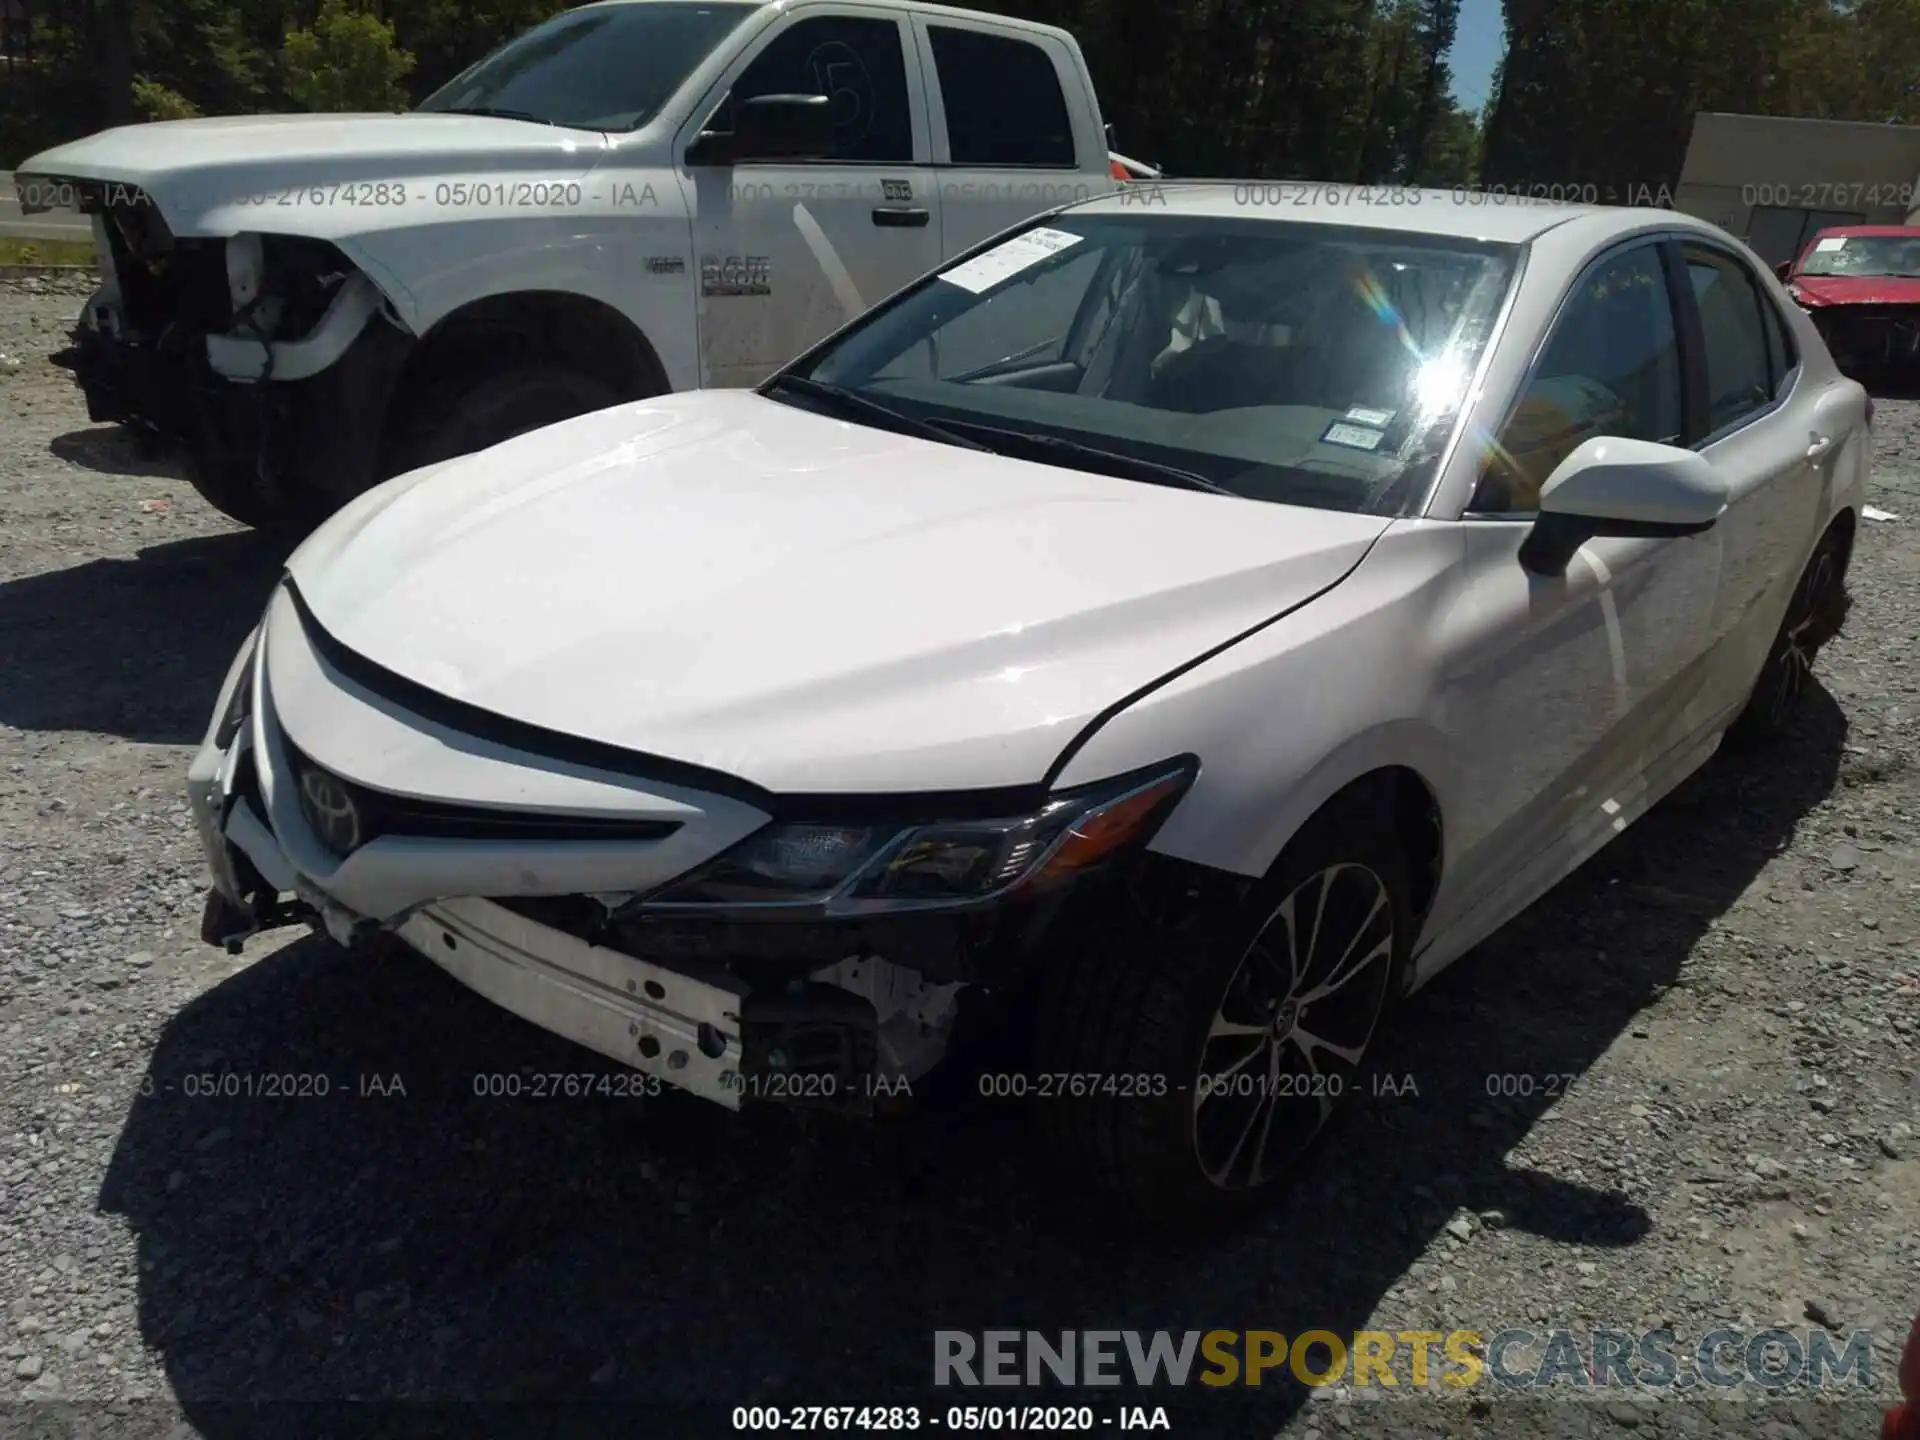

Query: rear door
left=911, top=18, right=1108, bottom=261
left=682, top=8, right=941, bottom=386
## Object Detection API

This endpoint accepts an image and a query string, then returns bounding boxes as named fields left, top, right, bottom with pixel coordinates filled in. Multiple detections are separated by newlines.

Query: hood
left=287, top=391, right=1388, bottom=796
left=17, top=113, right=607, bottom=236
left=1788, top=273, right=1920, bottom=307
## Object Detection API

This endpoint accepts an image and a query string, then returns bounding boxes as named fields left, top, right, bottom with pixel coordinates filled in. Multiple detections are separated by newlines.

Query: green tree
left=11, top=0, right=1916, bottom=204
left=378, top=0, right=567, bottom=101
left=1413, top=104, right=1481, bottom=184
left=131, top=78, right=201, bottom=120
left=281, top=0, right=415, bottom=112
left=1479, top=0, right=1920, bottom=191
left=137, top=0, right=264, bottom=116
left=1406, top=0, right=1462, bottom=175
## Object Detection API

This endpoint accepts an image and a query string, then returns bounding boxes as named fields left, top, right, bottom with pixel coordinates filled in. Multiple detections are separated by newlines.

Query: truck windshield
left=779, top=213, right=1519, bottom=517
left=1798, top=234, right=1920, bottom=278
left=416, top=2, right=758, bottom=132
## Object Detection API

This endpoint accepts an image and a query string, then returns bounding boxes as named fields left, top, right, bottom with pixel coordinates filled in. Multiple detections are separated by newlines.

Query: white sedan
left=188, top=185, right=1869, bottom=1225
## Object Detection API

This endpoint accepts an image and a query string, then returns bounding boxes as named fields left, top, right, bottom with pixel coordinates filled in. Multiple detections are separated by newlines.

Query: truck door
left=679, top=9, right=940, bottom=386
left=911, top=17, right=1111, bottom=259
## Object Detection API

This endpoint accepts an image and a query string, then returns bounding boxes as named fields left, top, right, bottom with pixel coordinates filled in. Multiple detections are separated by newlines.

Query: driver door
left=680, top=10, right=940, bottom=386
left=1426, top=237, right=1722, bottom=943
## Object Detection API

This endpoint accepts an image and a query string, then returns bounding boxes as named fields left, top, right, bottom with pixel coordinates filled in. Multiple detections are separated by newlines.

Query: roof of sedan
left=1072, top=182, right=1674, bottom=243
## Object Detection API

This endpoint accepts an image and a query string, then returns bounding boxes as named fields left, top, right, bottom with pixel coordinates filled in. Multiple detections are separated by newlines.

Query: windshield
left=416, top=2, right=757, bottom=131
left=1798, top=234, right=1920, bottom=278
left=783, top=214, right=1519, bottom=517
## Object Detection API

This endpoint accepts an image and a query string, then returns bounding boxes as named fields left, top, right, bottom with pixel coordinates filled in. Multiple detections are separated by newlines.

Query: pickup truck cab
left=16, top=0, right=1117, bottom=532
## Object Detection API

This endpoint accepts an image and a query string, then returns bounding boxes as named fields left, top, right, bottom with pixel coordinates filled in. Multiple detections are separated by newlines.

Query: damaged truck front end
left=35, top=179, right=410, bottom=530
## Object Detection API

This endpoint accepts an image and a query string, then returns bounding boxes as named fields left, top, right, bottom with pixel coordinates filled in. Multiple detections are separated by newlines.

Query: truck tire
left=1033, top=792, right=1412, bottom=1229
left=396, top=367, right=627, bottom=474
left=184, top=458, right=327, bottom=539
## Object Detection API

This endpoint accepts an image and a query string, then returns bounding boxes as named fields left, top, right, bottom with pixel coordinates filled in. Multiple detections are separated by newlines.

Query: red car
left=1777, top=224, right=1920, bottom=375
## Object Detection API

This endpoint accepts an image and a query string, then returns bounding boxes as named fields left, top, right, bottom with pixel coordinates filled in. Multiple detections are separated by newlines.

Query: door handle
left=1806, top=432, right=1833, bottom=463
left=871, top=206, right=929, bottom=228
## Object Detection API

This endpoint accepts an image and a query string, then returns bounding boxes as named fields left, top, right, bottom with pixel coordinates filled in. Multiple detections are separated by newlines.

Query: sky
left=1445, top=0, right=1506, bottom=115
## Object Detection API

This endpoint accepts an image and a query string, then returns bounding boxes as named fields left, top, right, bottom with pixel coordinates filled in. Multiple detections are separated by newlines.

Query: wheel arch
left=1807, top=503, right=1857, bottom=650
left=1825, top=503, right=1857, bottom=569
left=377, top=289, right=672, bottom=470
left=1148, top=721, right=1451, bottom=936
left=1278, top=765, right=1443, bottom=932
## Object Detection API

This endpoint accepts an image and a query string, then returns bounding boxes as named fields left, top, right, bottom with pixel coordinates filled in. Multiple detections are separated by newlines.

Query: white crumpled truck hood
left=286, top=390, right=1389, bottom=796
left=15, top=113, right=610, bottom=239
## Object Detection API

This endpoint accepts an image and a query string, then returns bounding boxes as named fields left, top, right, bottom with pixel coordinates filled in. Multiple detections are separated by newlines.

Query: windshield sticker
left=939, top=227, right=1084, bottom=295
left=1813, top=237, right=1847, bottom=252
left=1344, top=406, right=1396, bottom=427
left=1322, top=421, right=1386, bottom=451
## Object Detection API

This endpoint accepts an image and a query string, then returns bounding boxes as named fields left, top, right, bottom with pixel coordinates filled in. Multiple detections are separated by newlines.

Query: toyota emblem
left=299, top=766, right=362, bottom=854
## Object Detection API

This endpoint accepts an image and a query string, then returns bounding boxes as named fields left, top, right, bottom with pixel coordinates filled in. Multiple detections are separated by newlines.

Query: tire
left=183, top=457, right=326, bottom=539
left=1723, top=523, right=1850, bottom=749
left=1033, top=791, right=1413, bottom=1228
left=394, top=366, right=626, bottom=474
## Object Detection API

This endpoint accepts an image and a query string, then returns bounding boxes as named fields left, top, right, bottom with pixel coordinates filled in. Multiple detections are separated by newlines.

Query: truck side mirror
left=687, top=93, right=834, bottom=166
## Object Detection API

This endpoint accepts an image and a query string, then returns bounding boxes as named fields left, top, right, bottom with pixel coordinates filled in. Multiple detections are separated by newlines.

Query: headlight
left=639, top=760, right=1195, bottom=915
left=213, top=631, right=259, bottom=749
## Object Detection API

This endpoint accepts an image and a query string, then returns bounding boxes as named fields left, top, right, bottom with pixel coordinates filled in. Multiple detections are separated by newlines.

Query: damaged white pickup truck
left=15, top=0, right=1119, bottom=532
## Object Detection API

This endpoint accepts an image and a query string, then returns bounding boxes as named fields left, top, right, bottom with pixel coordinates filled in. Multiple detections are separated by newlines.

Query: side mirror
left=1519, top=436, right=1728, bottom=575
left=687, top=93, right=834, bottom=166
left=1774, top=259, right=1796, bottom=282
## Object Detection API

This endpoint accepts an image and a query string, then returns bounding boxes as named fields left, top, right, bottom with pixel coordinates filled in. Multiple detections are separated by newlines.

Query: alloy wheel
left=1191, top=862, right=1396, bottom=1190
left=1766, top=545, right=1837, bottom=729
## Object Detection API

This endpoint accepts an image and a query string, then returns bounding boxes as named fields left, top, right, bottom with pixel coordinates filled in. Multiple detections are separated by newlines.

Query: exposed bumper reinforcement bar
left=193, top=759, right=887, bottom=1113
left=398, top=896, right=751, bottom=1109
left=198, top=786, right=758, bottom=1107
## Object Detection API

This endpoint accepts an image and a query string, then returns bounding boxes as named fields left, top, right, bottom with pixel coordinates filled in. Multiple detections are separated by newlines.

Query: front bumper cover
left=185, top=591, right=1166, bottom=1111
left=184, top=604, right=979, bottom=1113
left=59, top=291, right=408, bottom=504
left=192, top=761, right=854, bottom=1110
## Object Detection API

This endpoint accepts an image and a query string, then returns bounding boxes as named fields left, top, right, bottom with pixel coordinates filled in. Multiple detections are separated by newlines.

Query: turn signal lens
left=1027, top=772, right=1192, bottom=883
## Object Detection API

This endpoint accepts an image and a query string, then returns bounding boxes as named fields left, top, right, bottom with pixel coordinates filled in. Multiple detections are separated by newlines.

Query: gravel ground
left=0, top=278, right=1914, bottom=1440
